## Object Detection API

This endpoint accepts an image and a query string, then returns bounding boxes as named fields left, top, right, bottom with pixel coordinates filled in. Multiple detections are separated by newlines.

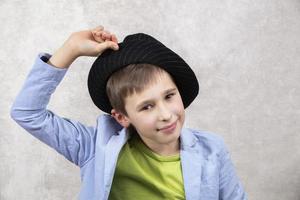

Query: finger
left=98, top=41, right=119, bottom=51
left=102, top=31, right=112, bottom=40
left=92, top=31, right=104, bottom=42
left=111, top=34, right=118, bottom=43
left=91, top=25, right=104, bottom=32
left=103, top=30, right=110, bottom=35
left=92, top=29, right=102, bottom=36
left=92, top=29, right=114, bottom=42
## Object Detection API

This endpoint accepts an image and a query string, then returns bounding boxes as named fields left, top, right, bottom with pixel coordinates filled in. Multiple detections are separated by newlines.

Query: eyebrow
left=136, top=88, right=177, bottom=110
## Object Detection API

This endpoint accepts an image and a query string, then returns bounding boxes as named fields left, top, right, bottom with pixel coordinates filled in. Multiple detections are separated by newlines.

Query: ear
left=111, top=109, right=130, bottom=128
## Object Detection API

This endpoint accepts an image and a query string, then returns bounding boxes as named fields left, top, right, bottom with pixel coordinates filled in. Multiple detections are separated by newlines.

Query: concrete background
left=1, top=0, right=300, bottom=199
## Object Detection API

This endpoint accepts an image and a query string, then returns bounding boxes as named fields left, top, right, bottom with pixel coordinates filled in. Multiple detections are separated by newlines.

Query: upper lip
left=159, top=121, right=177, bottom=130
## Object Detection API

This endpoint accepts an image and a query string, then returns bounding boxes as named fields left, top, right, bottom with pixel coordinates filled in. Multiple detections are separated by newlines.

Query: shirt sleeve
left=218, top=138, right=248, bottom=200
left=10, top=53, right=96, bottom=167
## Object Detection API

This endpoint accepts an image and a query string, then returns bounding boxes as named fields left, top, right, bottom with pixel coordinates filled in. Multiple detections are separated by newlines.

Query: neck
left=140, top=137, right=180, bottom=156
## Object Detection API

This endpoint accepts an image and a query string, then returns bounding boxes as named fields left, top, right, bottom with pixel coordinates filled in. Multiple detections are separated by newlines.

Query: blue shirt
left=10, top=53, right=247, bottom=200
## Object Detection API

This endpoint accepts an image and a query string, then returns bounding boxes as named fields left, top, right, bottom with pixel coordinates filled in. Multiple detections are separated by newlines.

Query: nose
left=157, top=103, right=172, bottom=121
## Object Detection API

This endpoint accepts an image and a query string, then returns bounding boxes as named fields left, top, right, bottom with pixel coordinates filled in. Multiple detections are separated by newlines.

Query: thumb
left=98, top=41, right=119, bottom=52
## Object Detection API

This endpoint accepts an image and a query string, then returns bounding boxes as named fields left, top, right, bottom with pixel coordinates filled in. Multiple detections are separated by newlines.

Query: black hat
left=88, top=33, right=199, bottom=114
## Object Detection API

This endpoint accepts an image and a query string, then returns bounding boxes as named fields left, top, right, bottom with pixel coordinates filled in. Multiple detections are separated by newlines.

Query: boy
left=10, top=25, right=247, bottom=199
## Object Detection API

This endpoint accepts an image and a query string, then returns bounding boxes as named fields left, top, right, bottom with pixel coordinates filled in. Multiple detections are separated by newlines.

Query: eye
left=141, top=104, right=153, bottom=111
left=166, top=92, right=176, bottom=99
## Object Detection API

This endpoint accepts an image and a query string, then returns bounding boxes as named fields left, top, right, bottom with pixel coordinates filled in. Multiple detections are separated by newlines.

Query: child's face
left=113, top=70, right=185, bottom=154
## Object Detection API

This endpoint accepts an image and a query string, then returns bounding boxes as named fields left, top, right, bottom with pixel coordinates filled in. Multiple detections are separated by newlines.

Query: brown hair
left=106, top=63, right=170, bottom=116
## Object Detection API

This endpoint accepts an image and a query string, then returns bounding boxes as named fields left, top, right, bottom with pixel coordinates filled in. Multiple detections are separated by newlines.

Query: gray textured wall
left=1, top=0, right=300, bottom=199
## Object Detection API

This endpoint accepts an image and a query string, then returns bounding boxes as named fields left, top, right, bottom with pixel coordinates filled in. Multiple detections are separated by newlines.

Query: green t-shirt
left=108, top=133, right=185, bottom=200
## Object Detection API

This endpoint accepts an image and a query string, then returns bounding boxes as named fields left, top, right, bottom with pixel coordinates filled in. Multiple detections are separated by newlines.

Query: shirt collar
left=180, top=127, right=198, bottom=150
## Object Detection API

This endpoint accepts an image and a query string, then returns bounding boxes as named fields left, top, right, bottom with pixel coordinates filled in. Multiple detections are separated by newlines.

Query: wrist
left=62, top=37, right=81, bottom=58
left=47, top=43, right=78, bottom=69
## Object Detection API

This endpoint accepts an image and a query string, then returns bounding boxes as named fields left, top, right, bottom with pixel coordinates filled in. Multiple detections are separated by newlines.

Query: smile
left=158, top=120, right=177, bottom=133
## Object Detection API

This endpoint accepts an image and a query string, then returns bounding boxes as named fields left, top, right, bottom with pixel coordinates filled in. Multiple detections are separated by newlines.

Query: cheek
left=133, top=115, right=157, bottom=130
left=172, top=98, right=185, bottom=123
left=144, top=116, right=157, bottom=127
left=173, top=97, right=185, bottom=113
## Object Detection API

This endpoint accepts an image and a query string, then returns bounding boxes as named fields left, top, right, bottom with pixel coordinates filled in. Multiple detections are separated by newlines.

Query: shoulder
left=183, top=127, right=226, bottom=148
left=95, top=114, right=124, bottom=140
left=96, top=114, right=123, bottom=132
left=181, top=127, right=228, bottom=158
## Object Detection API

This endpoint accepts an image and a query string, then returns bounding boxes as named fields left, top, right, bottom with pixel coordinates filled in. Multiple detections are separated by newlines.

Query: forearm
left=11, top=53, right=67, bottom=116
